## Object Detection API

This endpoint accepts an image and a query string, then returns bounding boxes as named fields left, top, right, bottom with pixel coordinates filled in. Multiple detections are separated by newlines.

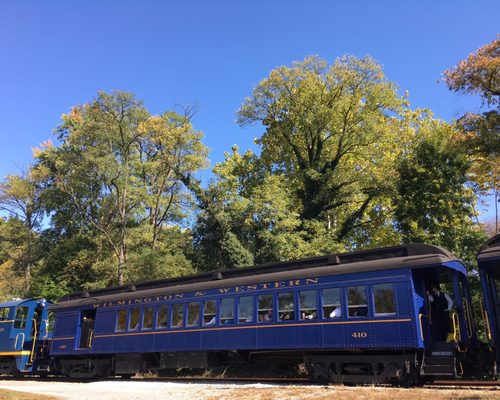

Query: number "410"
left=351, top=332, right=368, bottom=338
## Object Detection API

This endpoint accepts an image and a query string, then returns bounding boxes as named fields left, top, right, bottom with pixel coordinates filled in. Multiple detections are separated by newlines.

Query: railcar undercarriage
left=48, top=347, right=462, bottom=386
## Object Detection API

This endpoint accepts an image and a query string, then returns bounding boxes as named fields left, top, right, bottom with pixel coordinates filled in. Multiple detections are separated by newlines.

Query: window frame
left=220, top=297, right=235, bottom=325
left=258, top=294, right=274, bottom=323
left=128, top=307, right=141, bottom=331
left=170, top=302, right=185, bottom=329
left=47, top=311, right=56, bottom=334
left=116, top=309, right=127, bottom=332
left=142, top=306, right=155, bottom=330
left=322, top=287, right=343, bottom=319
left=14, top=306, right=29, bottom=329
left=372, top=283, right=397, bottom=317
left=156, top=304, right=169, bottom=330
left=299, top=289, right=318, bottom=321
left=347, top=285, right=369, bottom=318
left=203, top=299, right=217, bottom=326
left=277, top=291, right=295, bottom=322
left=0, top=307, right=10, bottom=320
left=237, top=295, right=255, bottom=324
left=187, top=302, right=201, bottom=327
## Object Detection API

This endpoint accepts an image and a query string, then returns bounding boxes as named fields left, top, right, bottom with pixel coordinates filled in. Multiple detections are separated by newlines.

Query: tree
left=0, top=171, right=44, bottom=292
left=394, top=122, right=487, bottom=266
left=444, top=36, right=500, bottom=233
left=237, top=56, right=405, bottom=243
left=35, top=91, right=208, bottom=285
left=444, top=35, right=500, bottom=105
left=0, top=218, right=41, bottom=299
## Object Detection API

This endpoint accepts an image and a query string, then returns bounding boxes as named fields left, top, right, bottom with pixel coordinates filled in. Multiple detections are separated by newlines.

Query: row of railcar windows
left=114, top=283, right=397, bottom=333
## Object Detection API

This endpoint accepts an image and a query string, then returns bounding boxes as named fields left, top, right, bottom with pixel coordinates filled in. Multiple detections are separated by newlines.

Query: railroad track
left=2, top=374, right=499, bottom=389
left=134, top=375, right=500, bottom=389
left=428, top=380, right=500, bottom=389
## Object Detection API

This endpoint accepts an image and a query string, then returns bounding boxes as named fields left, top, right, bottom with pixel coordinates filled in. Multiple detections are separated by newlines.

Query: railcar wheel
left=305, top=362, right=316, bottom=382
left=310, top=361, right=329, bottom=384
left=397, top=363, right=419, bottom=388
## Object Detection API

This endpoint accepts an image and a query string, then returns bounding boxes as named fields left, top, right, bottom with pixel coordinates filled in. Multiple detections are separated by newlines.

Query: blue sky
left=0, top=1, right=498, bottom=219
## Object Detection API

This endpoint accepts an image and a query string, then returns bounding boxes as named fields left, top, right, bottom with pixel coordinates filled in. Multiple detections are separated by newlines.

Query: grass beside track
left=0, top=389, right=58, bottom=400
left=205, top=386, right=499, bottom=400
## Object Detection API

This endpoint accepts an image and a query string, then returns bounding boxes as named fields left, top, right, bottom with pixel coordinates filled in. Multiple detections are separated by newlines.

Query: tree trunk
left=25, top=264, right=31, bottom=294
left=118, top=246, right=125, bottom=286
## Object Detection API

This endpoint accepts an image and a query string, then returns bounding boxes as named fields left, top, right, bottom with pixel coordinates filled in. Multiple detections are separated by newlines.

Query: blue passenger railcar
left=0, top=298, right=53, bottom=375
left=477, top=234, right=500, bottom=373
left=49, top=243, right=474, bottom=384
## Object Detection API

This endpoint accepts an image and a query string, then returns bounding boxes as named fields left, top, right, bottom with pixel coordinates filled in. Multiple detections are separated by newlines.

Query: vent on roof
left=212, top=271, right=223, bottom=280
left=328, top=255, right=341, bottom=265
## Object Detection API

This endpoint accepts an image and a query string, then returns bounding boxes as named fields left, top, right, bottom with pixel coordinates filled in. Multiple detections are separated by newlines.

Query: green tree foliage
left=34, top=90, right=207, bottom=287
left=0, top=218, right=42, bottom=300
left=444, top=35, right=500, bottom=233
left=0, top=171, right=44, bottom=294
left=394, top=121, right=487, bottom=266
left=237, top=56, right=405, bottom=242
left=192, top=145, right=346, bottom=270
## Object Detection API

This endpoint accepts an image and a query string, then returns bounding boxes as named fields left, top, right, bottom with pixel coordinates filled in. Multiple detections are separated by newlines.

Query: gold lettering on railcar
left=91, top=276, right=319, bottom=308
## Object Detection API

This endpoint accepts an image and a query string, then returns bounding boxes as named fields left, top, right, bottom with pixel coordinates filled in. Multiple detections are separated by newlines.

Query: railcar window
left=203, top=300, right=216, bottom=325
left=116, top=310, right=127, bottom=332
left=278, top=292, right=295, bottom=321
left=14, top=306, right=29, bottom=329
left=348, top=286, right=368, bottom=317
left=47, top=311, right=55, bottom=334
left=323, top=288, right=341, bottom=318
left=258, top=294, right=273, bottom=322
left=171, top=303, right=184, bottom=328
left=300, top=290, right=317, bottom=320
left=187, top=302, right=201, bottom=327
left=128, top=308, right=140, bottom=331
left=239, top=296, right=254, bottom=323
left=156, top=305, right=169, bottom=329
left=220, top=298, right=235, bottom=325
left=373, top=283, right=396, bottom=316
left=0, top=307, right=10, bottom=320
left=142, top=306, right=154, bottom=330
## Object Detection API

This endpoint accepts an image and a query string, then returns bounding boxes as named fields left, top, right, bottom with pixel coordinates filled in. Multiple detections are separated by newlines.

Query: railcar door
left=78, top=310, right=96, bottom=349
left=480, top=268, right=500, bottom=353
left=413, top=268, right=461, bottom=344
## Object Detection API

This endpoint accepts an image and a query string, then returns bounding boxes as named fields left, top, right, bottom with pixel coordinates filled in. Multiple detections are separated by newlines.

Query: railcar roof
left=0, top=298, right=37, bottom=308
left=477, top=234, right=500, bottom=263
left=50, top=243, right=461, bottom=310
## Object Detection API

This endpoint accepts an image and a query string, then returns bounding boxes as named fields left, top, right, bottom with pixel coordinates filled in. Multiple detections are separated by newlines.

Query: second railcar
left=48, top=243, right=473, bottom=385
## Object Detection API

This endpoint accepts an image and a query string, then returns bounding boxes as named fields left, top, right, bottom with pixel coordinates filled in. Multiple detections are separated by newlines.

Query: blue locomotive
left=0, top=298, right=53, bottom=375
left=0, top=237, right=499, bottom=386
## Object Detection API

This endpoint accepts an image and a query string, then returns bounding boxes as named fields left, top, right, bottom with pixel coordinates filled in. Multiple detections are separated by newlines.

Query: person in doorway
left=429, top=284, right=453, bottom=341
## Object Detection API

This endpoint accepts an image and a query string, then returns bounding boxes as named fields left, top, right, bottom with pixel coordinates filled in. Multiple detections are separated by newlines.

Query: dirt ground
left=0, top=380, right=497, bottom=400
